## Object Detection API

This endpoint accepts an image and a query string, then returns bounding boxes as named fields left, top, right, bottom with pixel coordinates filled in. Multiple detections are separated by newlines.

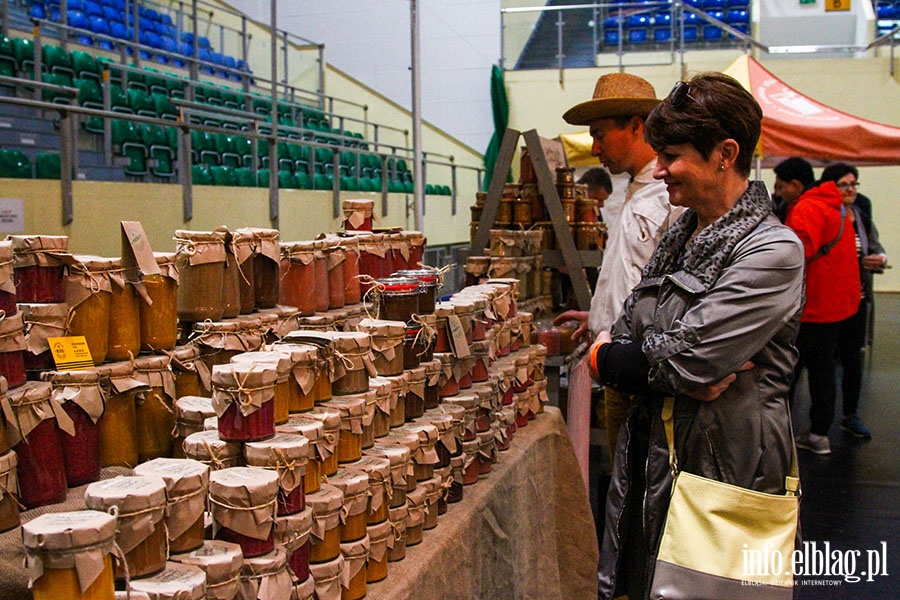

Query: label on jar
left=48, top=335, right=95, bottom=371
left=446, top=315, right=470, bottom=358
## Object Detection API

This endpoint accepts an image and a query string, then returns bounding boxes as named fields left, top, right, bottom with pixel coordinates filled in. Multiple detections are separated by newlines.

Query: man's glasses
left=668, top=81, right=694, bottom=109
left=836, top=181, right=860, bottom=190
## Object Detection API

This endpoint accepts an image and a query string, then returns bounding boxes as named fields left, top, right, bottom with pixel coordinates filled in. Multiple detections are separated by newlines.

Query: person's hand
left=687, top=361, right=755, bottom=402
left=587, top=331, right=612, bottom=380
left=553, top=310, right=589, bottom=342
left=862, top=254, right=887, bottom=273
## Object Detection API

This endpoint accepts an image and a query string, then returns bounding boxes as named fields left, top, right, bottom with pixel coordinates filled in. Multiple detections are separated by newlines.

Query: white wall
left=225, top=0, right=501, bottom=155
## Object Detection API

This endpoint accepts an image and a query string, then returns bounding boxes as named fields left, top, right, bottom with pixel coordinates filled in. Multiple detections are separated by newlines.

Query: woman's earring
left=718, top=164, right=725, bottom=172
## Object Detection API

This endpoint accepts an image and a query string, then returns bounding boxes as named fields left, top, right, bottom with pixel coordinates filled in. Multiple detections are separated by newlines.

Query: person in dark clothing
left=772, top=156, right=815, bottom=222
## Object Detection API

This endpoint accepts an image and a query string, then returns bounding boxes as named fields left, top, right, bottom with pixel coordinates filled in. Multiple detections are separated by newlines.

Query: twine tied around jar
left=107, top=502, right=169, bottom=575
left=270, top=447, right=305, bottom=493
left=409, top=314, right=436, bottom=355
left=220, top=368, right=273, bottom=413
left=334, top=487, right=368, bottom=523
left=200, top=438, right=230, bottom=471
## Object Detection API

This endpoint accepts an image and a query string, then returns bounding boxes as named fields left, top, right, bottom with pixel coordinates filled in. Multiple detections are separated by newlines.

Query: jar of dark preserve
left=252, top=228, right=281, bottom=310
left=376, top=276, right=419, bottom=323
left=0, top=241, right=16, bottom=315
left=394, top=269, right=441, bottom=315
left=10, top=235, right=69, bottom=303
left=0, top=312, right=27, bottom=388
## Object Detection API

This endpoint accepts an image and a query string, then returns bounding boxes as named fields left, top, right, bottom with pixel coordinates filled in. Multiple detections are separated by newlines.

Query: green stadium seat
left=109, top=85, right=132, bottom=113
left=210, top=166, right=238, bottom=186
left=40, top=73, right=73, bottom=104
left=191, top=130, right=217, bottom=166
left=257, top=168, right=270, bottom=187
left=340, top=176, right=359, bottom=192
left=215, top=133, right=241, bottom=168
left=278, top=170, right=298, bottom=189
left=111, top=120, right=147, bottom=176
left=127, top=88, right=157, bottom=117
left=70, top=50, right=100, bottom=83
left=142, top=67, right=168, bottom=96
left=234, top=167, right=255, bottom=187
left=191, top=164, right=213, bottom=185
left=142, top=124, right=175, bottom=178
left=296, top=170, right=313, bottom=189
left=0, top=149, right=31, bottom=178
left=152, top=93, right=178, bottom=120
left=0, top=37, right=15, bottom=77
left=403, top=180, right=414, bottom=194
left=314, top=173, right=333, bottom=190
left=34, top=152, right=61, bottom=179
left=42, top=45, right=73, bottom=84
left=12, top=37, right=35, bottom=77
left=74, top=78, right=104, bottom=133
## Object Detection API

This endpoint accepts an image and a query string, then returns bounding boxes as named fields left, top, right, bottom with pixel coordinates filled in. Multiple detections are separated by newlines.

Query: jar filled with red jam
left=134, top=457, right=210, bottom=554
left=312, top=240, right=330, bottom=313
left=432, top=303, right=453, bottom=353
left=0, top=241, right=15, bottom=315
left=84, top=475, right=169, bottom=579
left=403, top=231, right=426, bottom=271
left=227, top=228, right=257, bottom=315
left=45, top=369, right=104, bottom=487
left=342, top=199, right=375, bottom=232
left=211, top=362, right=277, bottom=443
left=394, top=268, right=441, bottom=316
left=210, top=466, right=279, bottom=558
left=10, top=235, right=69, bottom=303
left=245, top=433, right=309, bottom=515
left=273, top=506, right=313, bottom=582
left=7, top=381, right=67, bottom=508
left=340, top=236, right=362, bottom=306
left=18, top=303, right=67, bottom=379
left=279, top=240, right=317, bottom=316
left=356, top=318, right=405, bottom=377
left=355, top=233, right=386, bottom=293
left=0, top=311, right=27, bottom=388
left=323, top=239, right=346, bottom=310
left=231, top=350, right=293, bottom=425
left=250, top=228, right=281, bottom=310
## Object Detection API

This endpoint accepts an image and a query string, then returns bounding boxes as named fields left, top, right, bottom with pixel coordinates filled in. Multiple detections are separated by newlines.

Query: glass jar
left=397, top=423, right=439, bottom=482
left=340, top=236, right=362, bottom=306
left=270, top=343, right=319, bottom=413
left=364, top=443, right=410, bottom=508
left=279, top=241, right=317, bottom=316
left=10, top=235, right=69, bottom=303
left=140, top=252, right=179, bottom=352
left=210, top=467, right=279, bottom=558
left=0, top=311, right=27, bottom=388
left=304, top=407, right=341, bottom=476
left=94, top=362, right=142, bottom=467
left=432, top=303, right=453, bottom=353
left=422, top=358, right=442, bottom=410
left=383, top=371, right=408, bottom=427
left=22, top=511, right=117, bottom=600
left=342, top=199, right=374, bottom=232
left=306, top=483, right=344, bottom=563
left=221, top=233, right=242, bottom=320
left=132, top=354, right=177, bottom=461
left=404, top=486, right=426, bottom=546
left=182, top=430, right=243, bottom=471
left=386, top=504, right=409, bottom=562
left=368, top=377, right=392, bottom=439
left=463, top=256, right=490, bottom=288
left=168, top=540, right=243, bottom=600
left=105, top=258, right=142, bottom=361
left=84, top=476, right=168, bottom=579
left=211, top=362, right=276, bottom=443
left=46, top=369, right=103, bottom=487
left=340, top=534, right=370, bottom=600
left=355, top=318, right=405, bottom=377
left=435, top=352, right=458, bottom=397
left=134, top=457, right=210, bottom=554
left=228, top=228, right=256, bottom=315
left=7, top=381, right=67, bottom=508
left=321, top=395, right=367, bottom=464
left=19, top=302, right=67, bottom=378
left=443, top=394, right=478, bottom=442
left=231, top=350, right=293, bottom=425
left=193, top=321, right=247, bottom=374
left=276, top=415, right=326, bottom=495
left=461, top=440, right=481, bottom=485
left=393, top=268, right=440, bottom=317
left=403, top=324, right=425, bottom=370
left=366, top=520, right=391, bottom=583
left=127, top=562, right=207, bottom=598
left=172, top=396, right=215, bottom=459
left=330, top=332, right=373, bottom=395
left=404, top=366, right=427, bottom=421
left=245, top=433, right=309, bottom=516
left=328, top=468, right=369, bottom=542
left=447, top=454, right=465, bottom=502
left=0, top=241, right=15, bottom=316
left=250, top=228, right=281, bottom=309
left=0, top=450, right=19, bottom=533
left=382, top=429, right=420, bottom=493
left=325, top=241, right=346, bottom=310
left=174, top=229, right=227, bottom=323
left=356, top=233, right=387, bottom=293
left=313, top=239, right=330, bottom=313
left=65, top=256, right=113, bottom=365
left=418, top=410, right=457, bottom=469
left=403, top=231, right=426, bottom=271
left=375, top=276, right=419, bottom=323
left=352, top=455, right=392, bottom=525
left=272, top=505, right=313, bottom=583
left=309, top=555, right=345, bottom=600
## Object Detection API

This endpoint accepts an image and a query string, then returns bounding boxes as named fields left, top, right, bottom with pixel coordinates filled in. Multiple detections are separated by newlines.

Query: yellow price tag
left=48, top=336, right=95, bottom=371
left=825, top=0, right=851, bottom=11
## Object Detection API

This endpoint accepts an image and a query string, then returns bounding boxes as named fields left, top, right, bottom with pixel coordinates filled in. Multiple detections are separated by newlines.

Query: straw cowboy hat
left=563, top=72, right=660, bottom=125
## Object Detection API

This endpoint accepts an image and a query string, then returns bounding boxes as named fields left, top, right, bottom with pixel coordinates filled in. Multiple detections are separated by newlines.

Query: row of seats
left=875, top=1, right=900, bottom=20
left=0, top=148, right=64, bottom=179
left=28, top=0, right=249, bottom=80
left=603, top=8, right=750, bottom=46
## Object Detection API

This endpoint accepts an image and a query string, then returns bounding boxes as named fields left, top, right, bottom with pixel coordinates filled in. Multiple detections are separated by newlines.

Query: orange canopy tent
left=560, top=55, right=900, bottom=168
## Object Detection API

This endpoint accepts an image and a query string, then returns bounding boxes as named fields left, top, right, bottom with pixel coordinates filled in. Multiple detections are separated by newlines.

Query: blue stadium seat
left=703, top=24, right=724, bottom=42
left=628, top=27, right=649, bottom=45
left=707, top=10, right=725, bottom=22
left=604, top=29, right=620, bottom=45
left=654, top=27, right=672, bottom=43
left=84, top=1, right=103, bottom=18
left=682, top=24, right=699, bottom=43
left=702, top=0, right=726, bottom=9
left=101, top=5, right=117, bottom=21
left=725, top=9, right=749, bottom=25
left=725, top=0, right=748, bottom=6
left=627, top=13, right=651, bottom=28
left=28, top=2, right=45, bottom=20
left=876, top=4, right=896, bottom=19
left=88, top=15, right=110, bottom=37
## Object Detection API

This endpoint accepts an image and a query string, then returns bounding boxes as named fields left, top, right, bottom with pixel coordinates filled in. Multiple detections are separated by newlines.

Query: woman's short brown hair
left=644, top=72, right=762, bottom=177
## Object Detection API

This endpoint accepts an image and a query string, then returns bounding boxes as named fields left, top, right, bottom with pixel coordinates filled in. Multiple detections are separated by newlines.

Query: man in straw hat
left=554, top=72, right=682, bottom=458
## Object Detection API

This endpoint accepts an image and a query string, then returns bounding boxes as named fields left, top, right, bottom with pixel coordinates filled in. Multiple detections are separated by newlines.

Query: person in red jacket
left=785, top=179, right=861, bottom=455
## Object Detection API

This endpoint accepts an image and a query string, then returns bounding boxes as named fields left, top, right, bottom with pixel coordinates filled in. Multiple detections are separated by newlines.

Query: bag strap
left=807, top=204, right=846, bottom=264
left=661, top=396, right=800, bottom=497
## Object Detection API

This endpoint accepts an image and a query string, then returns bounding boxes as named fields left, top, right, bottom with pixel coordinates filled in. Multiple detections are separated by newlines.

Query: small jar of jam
left=443, top=394, right=478, bottom=442
left=210, top=466, right=279, bottom=558
left=84, top=475, right=169, bottom=579
left=239, top=547, right=294, bottom=600
left=18, top=303, right=67, bottom=378
left=306, top=483, right=344, bottom=563
left=279, top=241, right=317, bottom=316
left=340, top=534, right=370, bottom=600
left=342, top=199, right=375, bottom=232
left=132, top=354, right=178, bottom=461
left=7, top=381, right=67, bottom=509
left=211, top=362, right=277, bottom=443
left=420, top=476, right=442, bottom=530
left=45, top=369, right=103, bottom=487
left=434, top=352, right=459, bottom=398
left=418, top=410, right=458, bottom=469
left=251, top=228, right=281, bottom=309
left=386, top=504, right=409, bottom=562
left=340, top=235, right=362, bottom=306
left=375, top=276, right=419, bottom=323
left=355, top=318, right=405, bottom=377
left=463, top=256, right=490, bottom=288
left=403, top=230, right=426, bottom=270
left=140, top=252, right=179, bottom=352
left=366, top=520, right=391, bottom=583
left=422, top=358, right=442, bottom=409
left=0, top=450, right=19, bottom=533
left=276, top=416, right=326, bottom=495
left=273, top=506, right=313, bottom=583
left=231, top=350, right=293, bottom=425
left=270, top=342, right=319, bottom=413
left=10, top=235, right=69, bottom=303
left=329, top=468, right=369, bottom=542
left=352, top=455, right=392, bottom=525
left=329, top=332, right=373, bottom=396
left=324, top=240, right=346, bottom=310
left=173, top=395, right=215, bottom=459
left=394, top=269, right=441, bottom=316
left=363, top=442, right=410, bottom=508
left=128, top=561, right=208, bottom=598
left=404, top=486, right=427, bottom=546
left=368, top=376, right=393, bottom=439
left=321, top=395, right=367, bottom=464
left=0, top=311, right=27, bottom=388
left=171, top=343, right=209, bottom=398
left=448, top=454, right=466, bottom=501
left=133, top=457, right=210, bottom=555
left=22, top=511, right=117, bottom=600
left=304, top=406, right=342, bottom=476
left=106, top=258, right=142, bottom=361
left=168, top=540, right=243, bottom=600
left=382, top=429, right=420, bottom=493
left=245, top=433, right=309, bottom=515
left=382, top=371, right=408, bottom=427
left=397, top=423, right=440, bottom=482
left=182, top=429, right=243, bottom=471
left=0, top=241, right=15, bottom=315
left=174, top=229, right=228, bottom=323
left=309, top=554, right=346, bottom=599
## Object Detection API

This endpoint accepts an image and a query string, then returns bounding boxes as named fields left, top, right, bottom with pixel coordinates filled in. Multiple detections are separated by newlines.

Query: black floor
left=589, top=291, right=900, bottom=598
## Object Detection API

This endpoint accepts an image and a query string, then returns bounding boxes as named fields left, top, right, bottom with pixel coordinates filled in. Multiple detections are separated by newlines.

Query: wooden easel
left=472, top=127, right=598, bottom=311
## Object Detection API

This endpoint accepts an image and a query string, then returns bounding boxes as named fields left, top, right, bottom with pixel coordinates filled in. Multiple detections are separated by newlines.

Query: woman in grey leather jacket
left=588, top=73, right=805, bottom=600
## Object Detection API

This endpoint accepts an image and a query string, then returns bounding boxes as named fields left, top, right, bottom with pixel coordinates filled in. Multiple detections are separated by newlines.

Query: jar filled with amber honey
left=139, top=252, right=179, bottom=352
left=133, top=458, right=210, bottom=554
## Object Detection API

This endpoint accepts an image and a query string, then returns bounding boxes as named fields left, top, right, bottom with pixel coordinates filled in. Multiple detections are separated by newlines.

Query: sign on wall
left=825, top=0, right=851, bottom=10
left=0, top=198, right=24, bottom=233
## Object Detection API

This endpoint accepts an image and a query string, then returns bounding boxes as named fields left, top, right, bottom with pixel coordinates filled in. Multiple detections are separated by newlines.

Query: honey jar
left=368, top=376, right=392, bottom=439
left=309, top=554, right=345, bottom=600
left=355, top=318, right=405, bottom=377
left=210, top=466, right=279, bottom=558
left=363, top=443, right=410, bottom=508
left=182, top=430, right=243, bottom=470
left=350, top=455, right=392, bottom=525
left=132, top=354, right=177, bottom=461
left=84, top=476, right=169, bottom=579
left=95, top=361, right=144, bottom=467
left=382, top=371, right=408, bottom=427
left=303, top=406, right=341, bottom=476
left=340, top=534, right=370, bottom=600
left=174, top=229, right=227, bottom=323
left=275, top=416, right=325, bottom=494
left=22, top=511, right=117, bottom=600
left=134, top=458, right=210, bottom=555
left=396, top=423, right=440, bottom=482
left=404, top=486, right=427, bottom=546
left=306, top=483, right=344, bottom=563
left=366, top=520, right=391, bottom=583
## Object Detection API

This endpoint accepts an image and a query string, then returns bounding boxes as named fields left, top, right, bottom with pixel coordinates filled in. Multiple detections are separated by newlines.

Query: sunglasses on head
left=668, top=81, right=694, bottom=109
